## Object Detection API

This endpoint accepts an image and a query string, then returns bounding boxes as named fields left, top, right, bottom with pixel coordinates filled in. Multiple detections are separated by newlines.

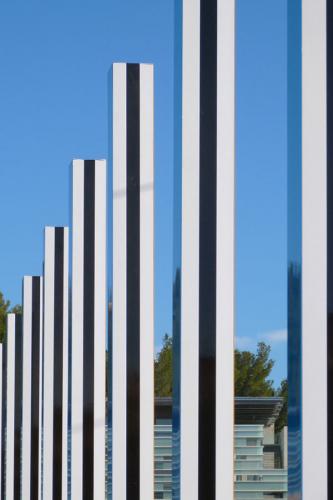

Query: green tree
left=0, top=291, right=22, bottom=343
left=275, top=378, right=288, bottom=431
left=154, top=337, right=286, bottom=420
left=155, top=334, right=172, bottom=397
left=235, top=342, right=275, bottom=397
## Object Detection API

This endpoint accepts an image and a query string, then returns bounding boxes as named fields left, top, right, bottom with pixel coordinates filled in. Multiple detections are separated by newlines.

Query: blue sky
left=0, top=0, right=286, bottom=385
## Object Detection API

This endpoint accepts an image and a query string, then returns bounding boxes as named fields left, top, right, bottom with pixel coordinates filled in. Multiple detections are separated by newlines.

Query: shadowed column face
left=30, top=277, right=41, bottom=500
left=198, top=0, right=217, bottom=498
left=83, top=161, right=95, bottom=499
left=53, top=227, right=65, bottom=499
left=126, top=63, right=141, bottom=500
left=14, top=315, right=22, bottom=500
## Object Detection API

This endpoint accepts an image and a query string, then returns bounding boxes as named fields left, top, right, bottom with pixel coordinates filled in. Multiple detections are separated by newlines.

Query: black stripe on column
left=83, top=161, right=95, bottom=499
left=1, top=336, right=7, bottom=500
left=126, top=63, right=140, bottom=500
left=53, top=228, right=64, bottom=499
left=14, top=315, right=23, bottom=500
left=327, top=1, right=333, bottom=496
left=30, top=277, right=41, bottom=499
left=198, top=1, right=217, bottom=499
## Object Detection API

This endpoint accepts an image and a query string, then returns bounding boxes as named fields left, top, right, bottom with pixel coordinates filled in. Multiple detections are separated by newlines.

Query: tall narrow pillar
left=112, top=62, right=154, bottom=500
left=0, top=344, right=4, bottom=499
left=21, top=276, right=43, bottom=500
left=5, top=314, right=23, bottom=500
left=288, top=2, right=328, bottom=499
left=43, top=227, right=69, bottom=499
left=173, top=1, right=235, bottom=499
left=71, top=159, right=106, bottom=500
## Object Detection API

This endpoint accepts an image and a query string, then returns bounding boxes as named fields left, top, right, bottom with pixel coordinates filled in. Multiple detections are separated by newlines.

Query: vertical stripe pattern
left=112, top=62, right=154, bottom=500
left=71, top=159, right=106, bottom=500
left=1, top=340, right=6, bottom=500
left=22, top=276, right=43, bottom=500
left=173, top=1, right=235, bottom=499
left=5, top=314, right=23, bottom=500
left=43, top=226, right=69, bottom=499
left=0, top=346, right=3, bottom=499
left=327, top=0, right=333, bottom=498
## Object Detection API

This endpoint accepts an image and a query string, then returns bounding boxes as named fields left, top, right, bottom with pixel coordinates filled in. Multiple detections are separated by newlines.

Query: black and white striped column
left=173, top=1, right=235, bottom=499
left=5, top=314, right=23, bottom=500
left=288, top=1, right=328, bottom=498
left=43, top=227, right=69, bottom=499
left=22, top=276, right=43, bottom=499
left=0, top=344, right=4, bottom=500
left=71, top=159, right=106, bottom=500
left=112, top=63, right=154, bottom=500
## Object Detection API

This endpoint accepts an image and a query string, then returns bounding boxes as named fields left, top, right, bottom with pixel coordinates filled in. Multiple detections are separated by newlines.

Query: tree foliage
left=155, top=338, right=288, bottom=429
left=0, top=291, right=22, bottom=343
left=154, top=334, right=172, bottom=397
left=235, top=342, right=275, bottom=397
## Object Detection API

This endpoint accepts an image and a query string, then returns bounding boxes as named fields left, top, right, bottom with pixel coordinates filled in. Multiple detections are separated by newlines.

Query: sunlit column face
left=112, top=62, right=154, bottom=500
left=173, top=1, right=235, bottom=499
left=71, top=159, right=106, bottom=500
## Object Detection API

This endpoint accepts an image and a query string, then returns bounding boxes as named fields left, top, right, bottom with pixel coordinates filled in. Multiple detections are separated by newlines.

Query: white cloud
left=236, top=329, right=287, bottom=350
left=236, top=336, right=257, bottom=350
left=261, top=329, right=287, bottom=344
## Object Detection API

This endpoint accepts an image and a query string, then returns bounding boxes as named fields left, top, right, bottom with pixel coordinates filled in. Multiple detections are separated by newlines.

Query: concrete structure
left=288, top=2, right=327, bottom=499
left=22, top=276, right=43, bottom=500
left=5, top=314, right=23, bottom=500
left=112, top=62, right=154, bottom=500
left=43, top=227, right=69, bottom=499
left=173, top=1, right=235, bottom=499
left=71, top=159, right=107, bottom=500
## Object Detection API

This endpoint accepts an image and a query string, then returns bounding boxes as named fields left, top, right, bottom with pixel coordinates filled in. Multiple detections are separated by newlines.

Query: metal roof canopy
left=155, top=397, right=284, bottom=427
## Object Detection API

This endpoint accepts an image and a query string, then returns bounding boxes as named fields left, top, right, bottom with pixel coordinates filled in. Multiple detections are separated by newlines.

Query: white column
left=21, top=276, right=43, bottom=500
left=43, top=226, right=69, bottom=499
left=112, top=62, right=154, bottom=500
left=5, top=314, right=16, bottom=500
left=22, top=277, right=32, bottom=498
left=71, top=159, right=106, bottom=500
left=43, top=228, right=54, bottom=500
left=176, top=1, right=235, bottom=498
left=94, top=162, right=107, bottom=500
left=181, top=2, right=200, bottom=498
left=302, top=1, right=327, bottom=499
left=139, top=63, right=154, bottom=500
left=112, top=63, right=127, bottom=500
left=71, top=162, right=84, bottom=500
left=216, top=0, right=235, bottom=498
left=0, top=345, right=2, bottom=496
